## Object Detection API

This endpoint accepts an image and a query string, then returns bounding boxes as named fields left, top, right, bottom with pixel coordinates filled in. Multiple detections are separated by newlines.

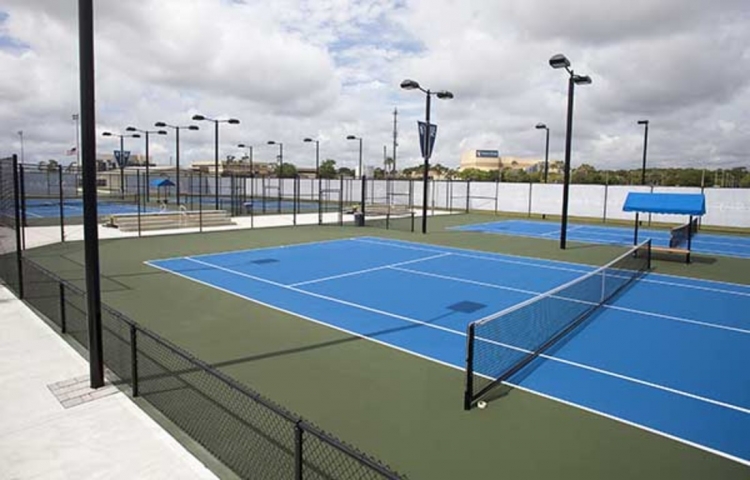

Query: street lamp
left=237, top=144, right=254, bottom=177
left=303, top=138, right=320, bottom=177
left=549, top=54, right=592, bottom=249
left=535, top=123, right=550, bottom=183
left=346, top=135, right=363, bottom=178
left=192, top=114, right=240, bottom=209
left=267, top=141, right=283, bottom=177
left=155, top=122, right=199, bottom=205
left=126, top=126, right=167, bottom=202
left=102, top=131, right=141, bottom=195
left=637, top=120, right=649, bottom=185
left=400, top=78, right=454, bottom=234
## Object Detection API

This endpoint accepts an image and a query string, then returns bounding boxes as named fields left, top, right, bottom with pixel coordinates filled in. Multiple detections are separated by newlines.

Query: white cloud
left=1, top=0, right=749, bottom=171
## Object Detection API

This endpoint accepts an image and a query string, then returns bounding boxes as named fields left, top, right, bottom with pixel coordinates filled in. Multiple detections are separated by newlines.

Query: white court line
left=175, top=256, right=750, bottom=417
left=390, top=266, right=750, bottom=335
left=24, top=210, right=43, bottom=218
left=145, top=258, right=750, bottom=467
left=353, top=237, right=750, bottom=299
left=289, top=253, right=451, bottom=287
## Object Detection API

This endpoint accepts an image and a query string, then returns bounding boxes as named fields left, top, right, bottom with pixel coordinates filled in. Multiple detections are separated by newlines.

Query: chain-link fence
left=10, top=254, right=405, bottom=480
left=0, top=155, right=22, bottom=296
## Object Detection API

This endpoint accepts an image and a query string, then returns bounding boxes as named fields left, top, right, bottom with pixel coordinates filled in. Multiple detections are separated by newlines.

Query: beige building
left=459, top=150, right=552, bottom=173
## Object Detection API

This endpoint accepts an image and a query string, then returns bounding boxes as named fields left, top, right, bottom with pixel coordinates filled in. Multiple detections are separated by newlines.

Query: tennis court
left=147, top=236, right=750, bottom=466
left=453, top=219, right=750, bottom=258
left=24, top=198, right=160, bottom=219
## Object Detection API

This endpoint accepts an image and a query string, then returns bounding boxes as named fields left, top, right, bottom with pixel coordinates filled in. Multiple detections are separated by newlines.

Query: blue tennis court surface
left=147, top=237, right=750, bottom=466
left=452, top=219, right=750, bottom=259
left=24, top=198, right=160, bottom=219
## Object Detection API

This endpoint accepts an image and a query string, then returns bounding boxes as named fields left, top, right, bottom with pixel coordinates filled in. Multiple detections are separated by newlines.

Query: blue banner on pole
left=114, top=150, right=131, bottom=168
left=417, top=121, right=437, bottom=160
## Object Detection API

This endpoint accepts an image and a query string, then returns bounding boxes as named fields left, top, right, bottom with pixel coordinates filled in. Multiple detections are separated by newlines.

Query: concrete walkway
left=0, top=285, right=218, bottom=480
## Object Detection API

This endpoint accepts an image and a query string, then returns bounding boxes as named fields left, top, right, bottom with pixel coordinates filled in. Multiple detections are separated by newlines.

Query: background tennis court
left=23, top=198, right=160, bottom=219
left=22, top=216, right=750, bottom=479
left=147, top=236, right=750, bottom=467
left=453, top=219, right=750, bottom=258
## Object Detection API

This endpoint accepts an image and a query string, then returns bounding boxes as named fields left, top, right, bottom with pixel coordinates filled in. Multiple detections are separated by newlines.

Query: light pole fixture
left=637, top=120, right=649, bottom=185
left=267, top=140, right=283, bottom=177
left=549, top=54, right=592, bottom=249
left=535, top=123, right=551, bottom=183
left=346, top=135, right=363, bottom=178
left=400, top=78, right=454, bottom=234
left=102, top=131, right=141, bottom=195
left=192, top=114, right=240, bottom=209
left=155, top=122, right=199, bottom=205
left=126, top=126, right=167, bottom=202
left=237, top=143, right=254, bottom=177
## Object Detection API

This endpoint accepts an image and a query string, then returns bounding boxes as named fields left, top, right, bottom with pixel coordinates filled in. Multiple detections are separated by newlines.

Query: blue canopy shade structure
left=150, top=178, right=175, bottom=188
left=622, top=192, right=706, bottom=264
left=623, top=192, right=706, bottom=216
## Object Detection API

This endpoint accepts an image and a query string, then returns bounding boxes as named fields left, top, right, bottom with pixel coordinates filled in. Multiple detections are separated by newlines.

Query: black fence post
left=130, top=324, right=139, bottom=397
left=58, top=165, right=65, bottom=242
left=199, top=170, right=204, bottom=233
left=294, top=422, right=304, bottom=480
left=12, top=155, right=24, bottom=299
left=59, top=283, right=67, bottom=333
left=136, top=170, right=142, bottom=237
left=19, top=164, right=26, bottom=250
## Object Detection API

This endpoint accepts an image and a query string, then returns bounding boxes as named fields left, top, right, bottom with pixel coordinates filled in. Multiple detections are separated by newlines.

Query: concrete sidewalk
left=0, top=285, right=218, bottom=479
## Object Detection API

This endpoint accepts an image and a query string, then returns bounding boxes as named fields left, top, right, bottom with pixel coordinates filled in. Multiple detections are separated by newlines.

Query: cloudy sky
left=1, top=0, right=749, bottom=172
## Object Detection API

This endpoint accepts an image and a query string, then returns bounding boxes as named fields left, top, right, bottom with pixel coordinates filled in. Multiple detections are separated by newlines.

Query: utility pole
left=392, top=107, right=398, bottom=173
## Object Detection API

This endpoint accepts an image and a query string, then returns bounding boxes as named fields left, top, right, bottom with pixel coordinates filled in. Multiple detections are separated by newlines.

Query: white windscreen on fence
left=497, top=183, right=532, bottom=214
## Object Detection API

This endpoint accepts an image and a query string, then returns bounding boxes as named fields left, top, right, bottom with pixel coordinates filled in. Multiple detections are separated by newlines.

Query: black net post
left=361, top=175, right=367, bottom=219
left=464, top=323, right=476, bottom=410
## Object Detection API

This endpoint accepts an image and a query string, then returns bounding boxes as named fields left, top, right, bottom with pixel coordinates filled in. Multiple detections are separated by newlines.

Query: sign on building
left=476, top=150, right=499, bottom=158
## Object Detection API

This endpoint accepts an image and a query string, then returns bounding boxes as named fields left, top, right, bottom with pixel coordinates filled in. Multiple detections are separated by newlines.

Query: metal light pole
left=17, top=131, right=24, bottom=164
left=156, top=122, right=199, bottom=205
left=102, top=131, right=141, bottom=195
left=126, top=126, right=167, bottom=202
left=303, top=138, right=320, bottom=176
left=638, top=120, right=649, bottom=185
left=400, top=79, right=454, bottom=234
left=78, top=0, right=103, bottom=389
left=549, top=54, right=592, bottom=250
left=535, top=123, right=550, bottom=183
left=237, top=143, right=254, bottom=176
left=192, top=114, right=240, bottom=209
left=267, top=141, right=283, bottom=176
left=346, top=135, right=363, bottom=178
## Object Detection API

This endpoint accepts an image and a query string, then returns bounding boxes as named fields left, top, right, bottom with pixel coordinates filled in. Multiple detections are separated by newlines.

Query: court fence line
left=3, top=255, right=405, bottom=479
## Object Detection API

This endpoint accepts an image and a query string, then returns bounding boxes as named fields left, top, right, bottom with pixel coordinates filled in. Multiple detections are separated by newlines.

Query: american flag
left=66, top=147, right=77, bottom=155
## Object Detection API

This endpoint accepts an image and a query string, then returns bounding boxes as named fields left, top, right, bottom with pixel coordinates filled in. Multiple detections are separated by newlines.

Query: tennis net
left=464, top=239, right=652, bottom=410
left=669, top=218, right=699, bottom=249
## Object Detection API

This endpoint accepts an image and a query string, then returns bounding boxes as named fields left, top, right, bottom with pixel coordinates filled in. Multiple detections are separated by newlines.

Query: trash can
left=355, top=212, right=365, bottom=227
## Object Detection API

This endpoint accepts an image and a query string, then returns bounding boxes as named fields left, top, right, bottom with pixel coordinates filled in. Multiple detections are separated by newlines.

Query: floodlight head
left=237, top=143, right=247, bottom=148
left=303, top=138, right=314, bottom=143
left=102, top=131, right=113, bottom=137
left=125, top=126, right=137, bottom=132
left=267, top=140, right=276, bottom=145
left=400, top=79, right=420, bottom=90
left=535, top=123, right=547, bottom=130
left=573, top=74, right=592, bottom=85
left=188, top=125, right=199, bottom=131
left=131, top=134, right=141, bottom=138
left=549, top=54, right=571, bottom=69
left=192, top=114, right=206, bottom=121
left=436, top=90, right=454, bottom=100
left=346, top=135, right=357, bottom=140
left=637, top=120, right=649, bottom=125
left=154, top=121, right=167, bottom=127
left=227, top=118, right=240, bottom=125
left=157, top=130, right=168, bottom=135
